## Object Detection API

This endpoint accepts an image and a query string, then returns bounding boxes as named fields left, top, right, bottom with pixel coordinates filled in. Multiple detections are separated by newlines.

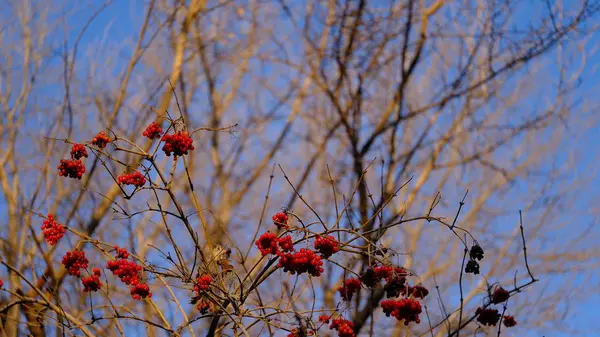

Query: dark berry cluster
left=475, top=307, right=501, bottom=326
left=314, top=235, right=340, bottom=258
left=91, top=131, right=112, bottom=149
left=338, top=278, right=361, bottom=301
left=277, top=248, right=324, bottom=277
left=272, top=212, right=289, bottom=229
left=41, top=214, right=66, bottom=245
left=70, top=144, right=88, bottom=160
left=466, top=243, right=484, bottom=274
left=381, top=298, right=422, bottom=325
left=503, top=315, right=517, bottom=327
left=491, top=286, right=510, bottom=304
left=404, top=284, right=429, bottom=299
left=329, top=318, right=355, bottom=337
left=142, top=122, right=163, bottom=139
left=161, top=131, right=194, bottom=156
left=81, top=268, right=102, bottom=292
left=118, top=171, right=146, bottom=187
left=58, top=159, right=86, bottom=179
left=62, top=250, right=89, bottom=277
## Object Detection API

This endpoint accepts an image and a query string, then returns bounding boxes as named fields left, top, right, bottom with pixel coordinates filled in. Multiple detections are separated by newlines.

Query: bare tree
left=1, top=0, right=600, bottom=336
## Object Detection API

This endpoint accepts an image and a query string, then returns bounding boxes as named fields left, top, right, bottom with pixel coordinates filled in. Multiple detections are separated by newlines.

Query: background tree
left=1, top=0, right=600, bottom=336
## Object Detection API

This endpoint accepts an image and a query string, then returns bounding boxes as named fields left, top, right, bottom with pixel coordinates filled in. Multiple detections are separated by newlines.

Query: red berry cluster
left=114, top=246, right=129, bottom=259
left=70, top=144, right=88, bottom=160
left=41, top=214, right=66, bottom=245
left=81, top=268, right=102, bottom=292
left=91, top=131, right=112, bottom=149
left=272, top=212, right=289, bottom=229
left=256, top=232, right=279, bottom=256
left=194, top=275, right=213, bottom=292
left=475, top=308, right=501, bottom=326
left=404, top=284, right=429, bottom=299
left=62, top=250, right=89, bottom=277
left=318, top=315, right=330, bottom=324
left=118, top=171, right=146, bottom=187
left=106, top=249, right=151, bottom=300
left=0, top=279, right=3, bottom=288
left=277, top=248, right=324, bottom=277
left=381, top=298, right=422, bottom=325
left=58, top=159, right=86, bottom=179
left=131, top=283, right=152, bottom=300
left=278, top=235, right=294, bottom=252
left=329, top=317, right=355, bottom=337
left=161, top=131, right=194, bottom=156
left=503, top=315, right=517, bottom=327
left=142, top=122, right=163, bottom=139
left=338, top=278, right=361, bottom=301
left=314, top=235, right=339, bottom=258
left=107, top=259, right=142, bottom=285
left=491, top=286, right=510, bottom=304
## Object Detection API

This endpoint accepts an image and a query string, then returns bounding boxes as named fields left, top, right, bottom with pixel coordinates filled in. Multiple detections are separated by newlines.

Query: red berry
left=114, top=246, right=129, bottom=259
left=41, top=214, right=66, bottom=245
left=92, top=268, right=102, bottom=276
left=107, top=259, right=142, bottom=285
left=491, top=286, right=510, bottom=304
left=314, top=235, right=339, bottom=258
left=81, top=274, right=102, bottom=292
left=62, top=250, right=89, bottom=277
left=70, top=144, right=88, bottom=160
left=117, top=171, right=146, bottom=187
left=0, top=279, right=3, bottom=288
left=329, top=317, right=355, bottom=337
left=503, top=315, right=517, bottom=327
left=161, top=131, right=194, bottom=156
left=475, top=307, right=501, bottom=326
left=130, top=282, right=151, bottom=300
left=142, top=122, right=163, bottom=139
left=91, top=131, right=112, bottom=149
left=58, top=159, right=85, bottom=179
left=256, top=232, right=279, bottom=256
left=278, top=235, right=294, bottom=253
left=194, top=275, right=213, bottom=293
left=272, top=212, right=289, bottom=229
left=381, top=298, right=422, bottom=325
left=277, top=248, right=324, bottom=277
left=338, top=278, right=361, bottom=301
left=196, top=300, right=212, bottom=314
left=318, top=315, right=330, bottom=323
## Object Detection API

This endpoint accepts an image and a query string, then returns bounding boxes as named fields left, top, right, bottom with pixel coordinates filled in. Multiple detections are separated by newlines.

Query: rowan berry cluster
left=381, top=298, right=422, bottom=325
left=278, top=235, right=294, bottom=253
left=475, top=308, right=500, bottom=326
left=41, top=214, right=66, bottom=245
left=161, top=131, right=194, bottom=156
left=318, top=315, right=330, bottom=324
left=106, top=248, right=151, bottom=300
left=491, top=286, right=510, bottom=304
left=314, top=235, right=339, bottom=258
left=62, top=250, right=89, bottom=277
left=91, top=131, right=112, bottom=149
left=329, top=318, right=355, bottom=337
left=503, top=315, right=517, bottom=327
left=81, top=268, right=102, bottom=292
left=118, top=171, right=146, bottom=187
left=339, top=278, right=361, bottom=301
left=58, top=159, right=86, bottom=179
left=272, top=212, right=289, bottom=229
left=0, top=280, right=3, bottom=288
left=142, top=122, right=163, bottom=139
left=277, top=248, right=324, bottom=277
left=70, top=144, right=88, bottom=160
left=194, top=275, right=213, bottom=292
